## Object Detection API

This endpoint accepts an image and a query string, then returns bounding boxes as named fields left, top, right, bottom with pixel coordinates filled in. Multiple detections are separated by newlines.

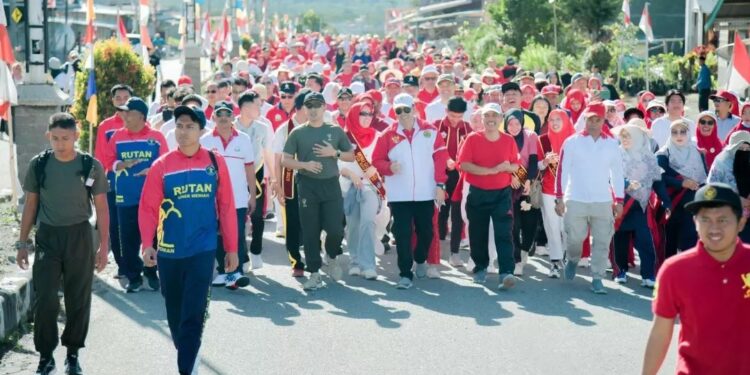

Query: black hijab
left=504, top=109, right=525, bottom=150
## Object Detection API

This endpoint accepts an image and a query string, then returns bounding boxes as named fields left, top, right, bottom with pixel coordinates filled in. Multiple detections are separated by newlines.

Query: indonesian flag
left=728, top=33, right=750, bottom=94
left=218, top=14, right=233, bottom=60
left=117, top=13, right=130, bottom=45
left=200, top=12, right=212, bottom=54
left=139, top=0, right=149, bottom=25
left=0, top=0, right=13, bottom=66
left=139, top=0, right=152, bottom=51
left=639, top=3, right=654, bottom=42
left=622, top=0, right=631, bottom=25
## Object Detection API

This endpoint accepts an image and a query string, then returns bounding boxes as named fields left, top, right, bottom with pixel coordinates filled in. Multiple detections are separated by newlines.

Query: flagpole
left=7, top=109, right=18, bottom=207
left=726, top=38, right=736, bottom=90
left=645, top=39, right=650, bottom=91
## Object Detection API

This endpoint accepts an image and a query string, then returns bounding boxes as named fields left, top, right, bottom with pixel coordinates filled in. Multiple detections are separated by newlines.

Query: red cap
left=710, top=90, right=737, bottom=103
left=463, top=88, right=477, bottom=101
left=367, top=90, right=383, bottom=104
left=178, top=75, right=193, bottom=86
left=582, top=102, right=606, bottom=119
left=541, top=85, right=562, bottom=95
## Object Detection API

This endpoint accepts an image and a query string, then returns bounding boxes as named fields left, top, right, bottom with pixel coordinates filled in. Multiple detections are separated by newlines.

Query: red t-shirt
left=418, top=88, right=439, bottom=105
left=457, top=131, right=519, bottom=190
left=653, top=240, right=750, bottom=374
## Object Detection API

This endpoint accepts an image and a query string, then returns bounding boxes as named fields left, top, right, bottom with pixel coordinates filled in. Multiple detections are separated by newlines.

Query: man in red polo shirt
left=457, top=103, right=521, bottom=290
left=266, top=81, right=297, bottom=131
left=643, top=183, right=750, bottom=374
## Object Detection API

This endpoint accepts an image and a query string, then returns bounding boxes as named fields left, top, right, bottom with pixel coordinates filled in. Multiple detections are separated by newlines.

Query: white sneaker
left=460, top=238, right=470, bottom=249
left=641, top=279, right=656, bottom=288
left=212, top=274, right=227, bottom=287
left=242, top=262, right=252, bottom=274
left=535, top=245, right=548, bottom=257
left=449, top=253, right=464, bottom=267
left=488, top=265, right=499, bottom=274
left=251, top=254, right=264, bottom=270
left=426, top=266, right=440, bottom=279
left=579, top=257, right=590, bottom=268
left=513, top=263, right=524, bottom=276
left=466, top=258, right=476, bottom=271
left=303, top=272, right=325, bottom=290
left=321, top=254, right=330, bottom=266
left=362, top=269, right=377, bottom=280
left=328, top=257, right=344, bottom=281
left=348, top=266, right=361, bottom=277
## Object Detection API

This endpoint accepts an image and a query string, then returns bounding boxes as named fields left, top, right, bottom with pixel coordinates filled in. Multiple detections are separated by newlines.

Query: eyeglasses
left=281, top=94, right=294, bottom=99
left=423, top=77, right=437, bottom=81
left=207, top=90, right=218, bottom=94
left=304, top=102, right=323, bottom=109
left=359, top=112, right=373, bottom=117
left=338, top=96, right=352, bottom=101
left=671, top=129, right=688, bottom=135
left=395, top=107, right=412, bottom=115
left=699, top=119, right=715, bottom=126
left=607, top=108, right=616, bottom=113
left=215, top=111, right=233, bottom=118
left=649, top=108, right=665, bottom=113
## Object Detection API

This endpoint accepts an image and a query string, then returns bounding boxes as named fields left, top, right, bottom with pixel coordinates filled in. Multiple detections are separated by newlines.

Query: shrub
left=583, top=42, right=612, bottom=72
left=519, top=43, right=560, bottom=72
left=71, top=39, right=156, bottom=152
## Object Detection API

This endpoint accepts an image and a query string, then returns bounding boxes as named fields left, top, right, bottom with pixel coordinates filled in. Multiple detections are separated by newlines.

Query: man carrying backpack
left=16, top=113, right=110, bottom=375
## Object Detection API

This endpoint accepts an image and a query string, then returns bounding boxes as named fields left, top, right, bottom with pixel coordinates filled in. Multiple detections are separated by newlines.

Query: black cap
left=501, top=82, right=521, bottom=93
left=337, top=87, right=353, bottom=98
left=506, top=57, right=516, bottom=65
left=403, top=75, right=419, bottom=87
left=447, top=96, right=467, bottom=113
left=623, top=107, right=645, bottom=120
left=174, top=105, right=207, bottom=129
left=213, top=101, right=234, bottom=116
left=280, top=81, right=298, bottom=94
left=684, top=183, right=743, bottom=215
left=295, top=88, right=312, bottom=110
left=116, top=97, right=149, bottom=118
left=303, top=91, right=325, bottom=105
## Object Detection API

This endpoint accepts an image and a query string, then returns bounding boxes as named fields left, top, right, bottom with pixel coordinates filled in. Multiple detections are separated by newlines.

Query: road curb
left=0, top=266, right=33, bottom=341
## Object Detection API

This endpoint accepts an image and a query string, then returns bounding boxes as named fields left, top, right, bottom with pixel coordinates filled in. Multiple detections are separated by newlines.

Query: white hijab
left=615, top=125, right=662, bottom=210
left=657, top=121, right=707, bottom=184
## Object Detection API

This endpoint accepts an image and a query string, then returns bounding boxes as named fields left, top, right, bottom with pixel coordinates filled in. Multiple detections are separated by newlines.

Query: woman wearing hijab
left=563, top=89, right=586, bottom=124
left=530, top=95, right=552, bottom=134
left=707, top=130, right=750, bottom=242
left=504, top=110, right=544, bottom=276
left=539, top=109, right=575, bottom=277
left=724, top=102, right=750, bottom=144
left=339, top=102, right=386, bottom=280
left=656, top=120, right=708, bottom=258
left=611, top=125, right=671, bottom=287
left=695, top=111, right=723, bottom=168
left=636, top=91, right=656, bottom=118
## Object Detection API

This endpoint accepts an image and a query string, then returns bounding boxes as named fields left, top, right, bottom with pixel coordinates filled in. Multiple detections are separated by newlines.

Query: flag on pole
left=622, top=0, right=631, bottom=25
left=0, top=0, right=13, bottom=66
left=200, top=12, right=213, bottom=54
left=218, top=13, right=233, bottom=60
left=728, top=32, right=750, bottom=93
left=116, top=12, right=130, bottom=45
left=85, top=0, right=98, bottom=125
left=638, top=3, right=654, bottom=42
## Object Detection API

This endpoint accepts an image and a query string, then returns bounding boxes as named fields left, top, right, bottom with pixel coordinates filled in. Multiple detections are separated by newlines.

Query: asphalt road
left=0, top=220, right=678, bottom=374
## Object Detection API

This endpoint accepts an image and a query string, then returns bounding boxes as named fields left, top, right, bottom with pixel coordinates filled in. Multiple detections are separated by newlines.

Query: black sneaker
left=65, top=354, right=83, bottom=375
left=126, top=278, right=143, bottom=293
left=145, top=273, right=160, bottom=291
left=35, top=357, right=55, bottom=375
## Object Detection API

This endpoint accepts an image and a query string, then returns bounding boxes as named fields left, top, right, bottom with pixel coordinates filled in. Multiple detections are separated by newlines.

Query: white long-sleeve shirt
left=556, top=132, right=624, bottom=204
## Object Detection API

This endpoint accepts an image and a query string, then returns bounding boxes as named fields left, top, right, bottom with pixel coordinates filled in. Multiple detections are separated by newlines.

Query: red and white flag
left=728, top=33, right=750, bottom=93
left=622, top=0, right=631, bottom=25
left=117, top=13, right=130, bottom=45
left=0, top=0, right=17, bottom=120
left=218, top=14, right=233, bottom=60
left=639, top=3, right=654, bottom=42
left=200, top=12, right=213, bottom=54
left=0, top=0, right=14, bottom=66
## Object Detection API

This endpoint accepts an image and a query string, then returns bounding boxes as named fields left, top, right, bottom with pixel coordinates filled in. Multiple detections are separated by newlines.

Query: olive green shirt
left=23, top=152, right=108, bottom=226
left=283, top=123, right=353, bottom=179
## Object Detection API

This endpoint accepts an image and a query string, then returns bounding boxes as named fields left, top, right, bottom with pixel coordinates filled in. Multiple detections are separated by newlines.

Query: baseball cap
left=481, top=103, right=502, bottom=115
left=623, top=107, right=645, bottom=120
left=213, top=101, right=234, bottom=116
left=582, top=102, right=606, bottom=119
left=506, top=57, right=516, bottom=65
left=534, top=72, right=548, bottom=83
left=437, top=74, right=455, bottom=85
left=116, top=97, right=149, bottom=118
left=646, top=100, right=667, bottom=112
left=178, top=75, right=193, bottom=86
left=303, top=91, right=325, bottom=105
left=501, top=82, right=521, bottom=93
left=174, top=105, right=207, bottom=129
left=337, top=87, right=354, bottom=99
left=393, top=93, right=414, bottom=109
left=279, top=81, right=298, bottom=94
left=541, top=85, right=562, bottom=96
left=403, top=75, right=419, bottom=87
left=710, top=90, right=736, bottom=103
left=447, top=97, right=467, bottom=113
left=684, top=183, right=743, bottom=215
left=420, top=65, right=439, bottom=77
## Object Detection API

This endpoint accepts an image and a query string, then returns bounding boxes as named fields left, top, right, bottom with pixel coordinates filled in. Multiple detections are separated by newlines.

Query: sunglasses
left=649, top=108, right=665, bottom=113
left=215, top=111, right=233, bottom=118
left=304, top=102, right=323, bottom=109
left=338, top=96, right=352, bottom=101
left=395, top=107, right=412, bottom=115
left=712, top=98, right=727, bottom=103
left=281, top=94, right=294, bottom=99
left=359, top=112, right=373, bottom=117
left=671, top=129, right=688, bottom=135
left=207, top=90, right=218, bottom=94
left=423, top=77, right=437, bottom=81
left=699, top=119, right=715, bottom=126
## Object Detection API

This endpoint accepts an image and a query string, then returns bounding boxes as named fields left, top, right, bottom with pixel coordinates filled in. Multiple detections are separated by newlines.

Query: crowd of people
left=12, top=32, right=750, bottom=375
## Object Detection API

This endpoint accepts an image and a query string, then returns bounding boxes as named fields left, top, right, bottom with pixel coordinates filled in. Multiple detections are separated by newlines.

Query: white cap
left=481, top=103, right=503, bottom=115
left=420, top=64, right=439, bottom=77
left=393, top=93, right=414, bottom=109
left=350, top=81, right=365, bottom=95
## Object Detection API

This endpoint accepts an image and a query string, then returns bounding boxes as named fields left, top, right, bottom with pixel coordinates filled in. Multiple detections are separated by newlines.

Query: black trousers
left=33, top=221, right=94, bottom=357
left=512, top=197, right=541, bottom=262
left=118, top=205, right=158, bottom=283
left=249, top=168, right=266, bottom=255
left=284, top=192, right=305, bottom=270
left=297, top=176, right=344, bottom=273
left=698, top=89, right=711, bottom=112
left=390, top=200, right=434, bottom=280
left=106, top=190, right=123, bottom=275
left=466, top=186, right=514, bottom=275
left=439, top=170, right=463, bottom=248
left=215, top=208, right=249, bottom=274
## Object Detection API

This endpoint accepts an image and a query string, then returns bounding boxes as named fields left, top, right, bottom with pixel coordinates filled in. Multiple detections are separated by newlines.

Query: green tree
left=559, top=0, right=620, bottom=41
left=583, top=42, right=613, bottom=72
left=71, top=39, right=156, bottom=152
left=488, top=0, right=555, bottom=54
left=297, top=9, right=326, bottom=33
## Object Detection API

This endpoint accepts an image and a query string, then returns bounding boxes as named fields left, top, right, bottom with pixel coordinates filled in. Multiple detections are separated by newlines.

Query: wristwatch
left=15, top=239, right=33, bottom=251
left=436, top=183, right=446, bottom=190
left=335, top=150, right=341, bottom=159
left=554, top=199, right=562, bottom=205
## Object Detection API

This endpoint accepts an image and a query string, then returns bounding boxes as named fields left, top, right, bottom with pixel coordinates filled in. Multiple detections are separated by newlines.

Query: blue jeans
left=345, top=187, right=379, bottom=272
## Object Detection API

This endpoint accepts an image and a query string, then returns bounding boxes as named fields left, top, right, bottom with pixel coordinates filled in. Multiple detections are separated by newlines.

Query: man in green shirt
left=282, top=91, right=355, bottom=290
left=16, top=112, right=110, bottom=375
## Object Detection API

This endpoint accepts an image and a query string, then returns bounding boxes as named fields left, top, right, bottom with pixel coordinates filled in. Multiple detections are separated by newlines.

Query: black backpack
left=33, top=149, right=95, bottom=200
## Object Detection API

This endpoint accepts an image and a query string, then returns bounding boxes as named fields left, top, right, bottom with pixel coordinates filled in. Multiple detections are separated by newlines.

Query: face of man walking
left=47, top=127, right=78, bottom=155
left=174, top=115, right=201, bottom=148
left=304, top=101, right=324, bottom=123
left=585, top=115, right=604, bottom=135
left=482, top=111, right=500, bottom=131
left=694, top=206, right=744, bottom=254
